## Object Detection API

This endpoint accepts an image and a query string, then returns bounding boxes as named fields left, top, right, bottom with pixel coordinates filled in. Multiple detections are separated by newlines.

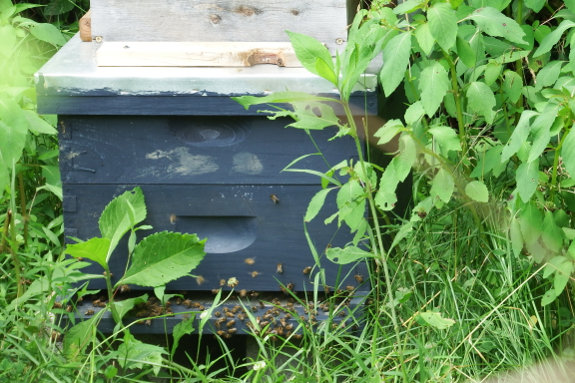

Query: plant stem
left=442, top=49, right=467, bottom=155
left=8, top=209, right=24, bottom=298
left=550, top=127, right=570, bottom=202
left=515, top=0, right=525, bottom=113
left=17, top=171, right=28, bottom=248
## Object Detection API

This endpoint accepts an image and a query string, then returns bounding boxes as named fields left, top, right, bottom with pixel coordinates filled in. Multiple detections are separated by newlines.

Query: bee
left=302, top=266, right=312, bottom=274
left=196, top=276, right=205, bottom=285
left=259, top=300, right=265, bottom=309
left=102, top=271, right=113, bottom=277
left=225, top=312, right=235, bottom=318
left=284, top=313, right=292, bottom=320
left=276, top=263, right=283, bottom=274
left=270, top=194, right=280, bottom=204
left=84, top=310, right=94, bottom=316
left=227, top=328, right=237, bottom=334
left=285, top=323, right=294, bottom=331
left=53, top=302, right=63, bottom=309
left=212, top=288, right=221, bottom=294
left=182, top=299, right=192, bottom=308
left=286, top=282, right=295, bottom=292
left=346, top=285, right=355, bottom=291
left=174, top=297, right=182, bottom=305
left=217, top=330, right=226, bottom=336
left=417, top=210, right=427, bottom=219
left=224, top=333, right=232, bottom=339
left=219, top=279, right=226, bottom=286
left=237, top=313, right=246, bottom=321
left=259, top=321, right=269, bottom=327
left=250, top=271, right=260, bottom=278
left=77, top=257, right=84, bottom=261
left=354, top=274, right=364, bottom=283
left=66, top=305, right=73, bottom=312
left=239, top=289, right=248, bottom=297
left=198, top=305, right=205, bottom=311
left=227, top=277, right=239, bottom=288
left=244, top=258, right=255, bottom=265
left=250, top=291, right=260, bottom=297
left=50, top=331, right=61, bottom=342
left=119, top=284, right=130, bottom=293
left=170, top=214, right=176, bottom=224
left=294, top=334, right=302, bottom=340
left=276, top=326, right=284, bottom=336
left=215, top=317, right=226, bottom=329
left=251, top=306, right=258, bottom=312
left=214, top=311, right=222, bottom=317
left=226, top=319, right=236, bottom=328
left=338, top=310, right=346, bottom=317
left=232, top=305, right=241, bottom=313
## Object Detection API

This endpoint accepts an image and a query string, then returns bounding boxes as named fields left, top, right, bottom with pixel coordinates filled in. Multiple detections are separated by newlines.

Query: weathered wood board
left=97, top=42, right=300, bottom=67
left=90, top=0, right=360, bottom=55
left=79, top=10, right=91, bottom=41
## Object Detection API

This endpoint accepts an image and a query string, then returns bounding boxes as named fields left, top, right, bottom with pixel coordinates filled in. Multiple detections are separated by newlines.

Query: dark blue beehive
left=36, top=35, right=377, bottom=333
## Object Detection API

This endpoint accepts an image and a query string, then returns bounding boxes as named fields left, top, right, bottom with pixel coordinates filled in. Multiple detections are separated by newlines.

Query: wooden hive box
left=90, top=0, right=360, bottom=56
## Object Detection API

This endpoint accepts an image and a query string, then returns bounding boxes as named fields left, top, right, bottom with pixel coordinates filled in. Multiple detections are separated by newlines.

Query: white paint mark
left=232, top=152, right=263, bottom=175
left=145, top=147, right=218, bottom=176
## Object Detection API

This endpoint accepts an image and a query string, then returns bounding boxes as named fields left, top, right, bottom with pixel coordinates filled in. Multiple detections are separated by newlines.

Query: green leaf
left=116, top=337, right=166, bottom=376
left=503, top=70, right=523, bottom=103
left=534, top=20, right=575, bottom=57
left=380, top=32, right=412, bottom=97
left=566, top=0, right=575, bottom=12
left=456, top=35, right=476, bottom=67
left=373, top=119, right=404, bottom=145
left=232, top=92, right=334, bottom=110
left=393, top=135, right=416, bottom=182
left=561, top=127, right=575, bottom=179
left=121, top=232, right=206, bottom=287
left=172, top=314, right=195, bottom=359
left=467, top=7, right=526, bottom=44
left=516, top=159, right=539, bottom=202
left=544, top=256, right=566, bottom=278
left=519, top=203, right=543, bottom=247
left=466, top=81, right=496, bottom=123
left=0, top=97, right=27, bottom=166
left=23, top=110, right=57, bottom=135
left=554, top=260, right=573, bottom=293
left=537, top=61, right=564, bottom=89
left=99, top=187, right=147, bottom=261
left=415, top=23, right=435, bottom=56
left=541, top=288, right=558, bottom=306
left=525, top=0, right=546, bottom=12
left=305, top=188, right=332, bottom=222
left=417, top=311, right=455, bottom=330
left=65, top=237, right=111, bottom=269
left=542, top=211, right=564, bottom=254
left=336, top=179, right=366, bottom=231
left=314, top=57, right=338, bottom=85
left=112, top=294, right=149, bottom=322
left=0, top=24, right=17, bottom=57
left=430, top=168, right=454, bottom=204
left=528, top=104, right=560, bottom=163
left=286, top=31, right=334, bottom=80
left=288, top=102, right=340, bottom=130
left=465, top=180, right=489, bottom=203
left=419, top=61, right=450, bottom=117
left=428, top=3, right=458, bottom=52
left=375, top=166, right=399, bottom=211
left=28, top=22, right=67, bottom=46
left=510, top=217, right=524, bottom=257
left=428, top=125, right=461, bottom=154
left=326, top=246, right=373, bottom=265
left=501, top=111, right=537, bottom=162
left=63, top=316, right=98, bottom=361
left=484, top=61, right=501, bottom=86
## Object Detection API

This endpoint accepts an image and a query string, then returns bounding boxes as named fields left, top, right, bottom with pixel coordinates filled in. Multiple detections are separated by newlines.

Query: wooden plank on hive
left=79, top=10, right=92, bottom=42
left=96, top=42, right=301, bottom=67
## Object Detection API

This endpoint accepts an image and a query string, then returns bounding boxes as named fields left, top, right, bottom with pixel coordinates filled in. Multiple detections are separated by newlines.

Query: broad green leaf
left=288, top=102, right=340, bottom=130
left=570, top=33, right=575, bottom=76
left=501, top=111, right=538, bottom=162
left=374, top=119, right=404, bottom=145
left=428, top=125, right=461, bottom=154
left=537, top=61, right=564, bottom=89
left=393, top=135, right=416, bottom=182
left=525, top=0, right=545, bottom=12
left=541, top=288, right=558, bottom=306
left=315, top=57, right=338, bottom=85
left=305, top=188, right=332, bottom=222
left=471, top=145, right=506, bottom=178
left=503, top=70, right=523, bottom=103
left=419, top=61, right=450, bottom=117
left=112, top=294, right=149, bottom=322
left=336, top=179, right=366, bottom=230
left=23, top=110, right=57, bottom=135
left=286, top=31, right=334, bottom=79
left=456, top=35, right=476, bottom=67
left=0, top=24, right=16, bottom=57
left=380, top=32, right=412, bottom=97
left=417, top=311, right=455, bottom=329
left=566, top=0, right=575, bottom=12
left=561, top=127, right=575, bottom=179
left=0, top=97, right=27, bottom=165
left=554, top=260, right=573, bottom=293
left=404, top=101, right=425, bottom=126
left=28, top=22, right=67, bottom=46
left=534, top=20, right=575, bottom=57
left=232, top=92, right=334, bottom=110
left=116, top=337, right=166, bottom=376
left=393, top=0, right=425, bottom=14
left=0, top=0, right=11, bottom=12
left=528, top=104, right=560, bottom=163
left=484, top=61, right=501, bottom=86
left=375, top=166, right=399, bottom=211
left=542, top=211, right=564, bottom=254
left=65, top=237, right=111, bottom=269
left=63, top=316, right=98, bottom=361
left=516, top=159, right=539, bottom=202
left=122, top=232, right=206, bottom=287
left=430, top=168, right=454, bottom=204
left=465, top=180, right=489, bottom=202
left=544, top=256, right=566, bottom=278
left=510, top=217, right=524, bottom=257
left=519, top=202, right=543, bottom=246
left=99, top=187, right=147, bottom=261
left=569, top=239, right=575, bottom=260
left=172, top=314, right=195, bottom=359
left=415, top=23, right=435, bottom=56
left=428, top=3, right=458, bottom=52
left=466, top=81, right=496, bottom=123
left=467, top=7, right=526, bottom=45
left=326, top=246, right=373, bottom=265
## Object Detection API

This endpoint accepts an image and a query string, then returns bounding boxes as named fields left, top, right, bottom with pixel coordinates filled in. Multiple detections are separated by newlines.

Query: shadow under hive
left=37, top=36, right=377, bottom=334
